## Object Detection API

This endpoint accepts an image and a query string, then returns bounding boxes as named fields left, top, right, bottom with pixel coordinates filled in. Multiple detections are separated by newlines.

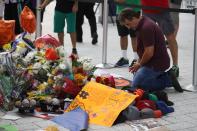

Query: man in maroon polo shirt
left=118, top=8, right=183, bottom=92
left=141, top=0, right=180, bottom=77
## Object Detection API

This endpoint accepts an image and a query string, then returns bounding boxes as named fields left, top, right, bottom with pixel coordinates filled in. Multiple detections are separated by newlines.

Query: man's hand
left=72, top=4, right=78, bottom=13
left=129, top=45, right=154, bottom=73
left=129, top=62, right=141, bottom=73
left=39, top=0, right=52, bottom=9
left=39, top=4, right=45, bottom=9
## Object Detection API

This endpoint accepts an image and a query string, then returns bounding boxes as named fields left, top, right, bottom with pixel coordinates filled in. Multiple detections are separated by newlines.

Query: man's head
left=119, top=8, right=141, bottom=29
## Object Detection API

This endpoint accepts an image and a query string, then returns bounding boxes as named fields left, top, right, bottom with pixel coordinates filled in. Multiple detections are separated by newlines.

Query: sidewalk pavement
left=1, top=2, right=197, bottom=131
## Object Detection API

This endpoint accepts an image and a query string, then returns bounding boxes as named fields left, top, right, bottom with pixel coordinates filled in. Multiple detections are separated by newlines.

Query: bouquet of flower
left=0, top=33, right=97, bottom=112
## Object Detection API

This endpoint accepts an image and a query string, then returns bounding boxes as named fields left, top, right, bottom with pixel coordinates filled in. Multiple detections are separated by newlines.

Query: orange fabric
left=114, top=78, right=131, bottom=87
left=20, top=6, right=36, bottom=33
left=134, top=89, right=144, bottom=101
left=0, top=20, right=15, bottom=47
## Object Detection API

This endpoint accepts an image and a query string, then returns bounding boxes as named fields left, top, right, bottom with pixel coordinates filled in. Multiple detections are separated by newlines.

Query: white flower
left=83, top=62, right=94, bottom=71
left=32, top=62, right=42, bottom=74
left=56, top=74, right=63, bottom=79
left=24, top=51, right=36, bottom=63
left=43, top=82, right=48, bottom=86
left=33, top=62, right=42, bottom=69
left=47, top=73, right=52, bottom=77
left=15, top=46, right=27, bottom=56
left=57, top=46, right=67, bottom=57
left=59, top=63, right=66, bottom=70
left=43, top=64, right=49, bottom=70
left=78, top=57, right=92, bottom=63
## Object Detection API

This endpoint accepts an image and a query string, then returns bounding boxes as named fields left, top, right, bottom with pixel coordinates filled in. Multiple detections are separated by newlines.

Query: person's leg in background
left=76, top=2, right=85, bottom=43
left=114, top=18, right=130, bottom=67
left=54, top=10, right=66, bottom=46
left=169, top=0, right=183, bottom=77
left=66, top=12, right=77, bottom=55
left=166, top=33, right=179, bottom=76
left=85, top=3, right=98, bottom=45
left=158, top=12, right=179, bottom=77
left=169, top=0, right=182, bottom=37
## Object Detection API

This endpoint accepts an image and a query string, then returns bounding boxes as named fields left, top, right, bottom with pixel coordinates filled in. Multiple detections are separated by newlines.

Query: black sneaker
left=171, top=65, right=179, bottom=77
left=114, top=57, right=129, bottom=67
left=129, top=59, right=137, bottom=67
left=167, top=69, right=183, bottom=92
left=72, top=48, right=78, bottom=57
left=92, top=33, right=98, bottom=45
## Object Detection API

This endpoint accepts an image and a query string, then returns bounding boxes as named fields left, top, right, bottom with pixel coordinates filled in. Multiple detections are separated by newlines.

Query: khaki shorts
left=169, top=2, right=182, bottom=25
left=143, top=12, right=175, bottom=36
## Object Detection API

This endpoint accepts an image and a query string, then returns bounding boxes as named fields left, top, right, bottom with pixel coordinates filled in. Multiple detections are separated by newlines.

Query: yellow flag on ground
left=66, top=81, right=137, bottom=127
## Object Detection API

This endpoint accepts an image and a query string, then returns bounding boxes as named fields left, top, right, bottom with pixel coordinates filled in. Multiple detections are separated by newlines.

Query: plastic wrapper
left=0, top=20, right=15, bottom=47
left=0, top=74, right=15, bottom=110
left=34, top=34, right=61, bottom=49
left=0, top=52, right=28, bottom=110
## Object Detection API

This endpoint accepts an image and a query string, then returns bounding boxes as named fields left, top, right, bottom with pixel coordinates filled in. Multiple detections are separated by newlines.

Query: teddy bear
left=15, top=99, right=37, bottom=113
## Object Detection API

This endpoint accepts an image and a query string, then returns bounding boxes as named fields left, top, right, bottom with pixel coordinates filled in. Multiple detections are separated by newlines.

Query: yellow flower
left=47, top=78, right=54, bottom=85
left=18, top=42, right=26, bottom=48
left=16, top=64, right=22, bottom=68
left=39, top=96, right=50, bottom=101
left=37, top=83, right=47, bottom=91
left=74, top=73, right=87, bottom=86
left=51, top=69, right=58, bottom=75
left=27, top=91, right=36, bottom=98
left=74, top=73, right=85, bottom=80
left=27, top=65, right=33, bottom=73
left=40, top=59, right=46, bottom=64
left=2, top=43, right=11, bottom=51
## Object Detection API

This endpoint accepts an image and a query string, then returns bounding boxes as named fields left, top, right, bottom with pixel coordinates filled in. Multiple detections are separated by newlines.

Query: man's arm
left=139, top=45, right=154, bottom=65
left=115, top=0, right=125, bottom=4
left=40, top=0, right=53, bottom=9
left=72, top=0, right=78, bottom=12
left=129, top=45, right=154, bottom=73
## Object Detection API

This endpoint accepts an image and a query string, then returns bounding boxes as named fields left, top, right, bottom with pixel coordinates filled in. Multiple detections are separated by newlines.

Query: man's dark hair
left=118, top=8, right=141, bottom=25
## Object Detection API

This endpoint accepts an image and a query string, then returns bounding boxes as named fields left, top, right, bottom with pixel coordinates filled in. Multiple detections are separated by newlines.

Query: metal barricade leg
left=185, top=8, right=197, bottom=91
left=36, top=0, right=42, bottom=38
left=96, top=0, right=112, bottom=68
